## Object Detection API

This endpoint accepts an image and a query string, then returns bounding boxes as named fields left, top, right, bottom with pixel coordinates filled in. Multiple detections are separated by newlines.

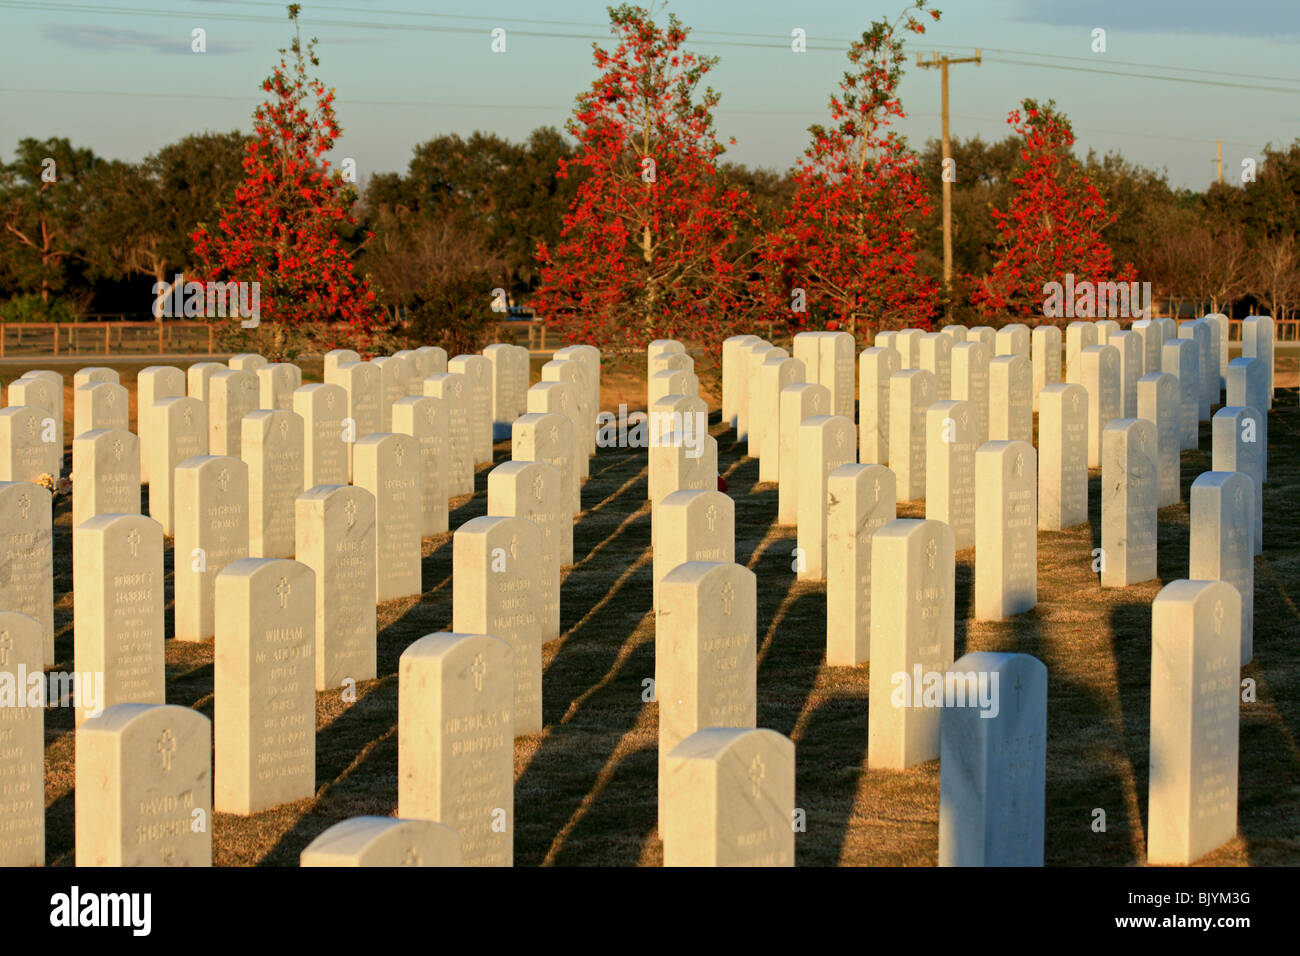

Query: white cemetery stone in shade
left=424, top=372, right=473, bottom=496
left=1100, top=418, right=1157, bottom=587
left=147, top=396, right=208, bottom=537
left=73, top=381, right=128, bottom=437
left=975, top=441, right=1037, bottom=620
left=656, top=562, right=758, bottom=826
left=256, top=362, right=301, bottom=412
left=819, top=331, right=855, bottom=417
left=925, top=400, right=977, bottom=550
left=1037, top=384, right=1088, bottom=531
left=827, top=463, right=896, bottom=666
left=553, top=344, right=600, bottom=436
left=1241, top=315, right=1274, bottom=409
left=995, top=323, right=1030, bottom=358
left=74, top=366, right=119, bottom=388
left=453, top=515, right=543, bottom=735
left=858, top=346, right=900, bottom=465
left=391, top=350, right=420, bottom=396
left=1030, top=324, right=1062, bottom=412
left=1190, top=471, right=1254, bottom=666
left=301, top=817, right=462, bottom=867
left=950, top=340, right=991, bottom=447
left=1147, top=579, right=1240, bottom=865
left=325, top=360, right=382, bottom=481
left=868, top=519, right=955, bottom=769
left=988, top=354, right=1032, bottom=443
left=735, top=339, right=771, bottom=443
left=895, top=328, right=925, bottom=368
left=756, top=353, right=805, bottom=483
left=208, top=368, right=259, bottom=458
left=1082, top=343, right=1121, bottom=468
left=942, top=324, right=969, bottom=344
left=1064, top=320, right=1098, bottom=385
left=399, top=633, right=514, bottom=866
left=353, top=433, right=421, bottom=602
left=1094, top=318, right=1119, bottom=345
left=723, top=334, right=761, bottom=429
left=0, top=611, right=43, bottom=865
left=1177, top=319, right=1213, bottom=421
left=648, top=394, right=707, bottom=452
left=242, top=409, right=304, bottom=559
left=1212, top=407, right=1263, bottom=556
left=649, top=427, right=717, bottom=509
left=452, top=356, right=491, bottom=468
left=174, top=455, right=249, bottom=641
left=1109, top=329, right=1142, bottom=419
left=294, top=383, right=349, bottom=489
left=648, top=341, right=686, bottom=391
left=1138, top=372, right=1180, bottom=507
left=744, top=345, right=783, bottom=458
left=392, top=396, right=449, bottom=537
left=135, top=366, right=185, bottom=484
left=1162, top=338, right=1200, bottom=451
left=1131, top=319, right=1162, bottom=384
left=918, top=332, right=953, bottom=400
left=1226, top=358, right=1268, bottom=482
left=528, top=380, right=586, bottom=480
left=874, top=330, right=897, bottom=352
left=792, top=331, right=823, bottom=386
left=296, top=485, right=376, bottom=692
left=323, top=349, right=361, bottom=378
left=778, top=383, right=829, bottom=525
left=72, top=429, right=140, bottom=533
left=796, top=415, right=856, bottom=582
left=75, top=703, right=212, bottom=867
left=0, top=406, right=60, bottom=484
left=1200, top=317, right=1222, bottom=405
left=888, top=369, right=937, bottom=502
left=543, top=356, right=595, bottom=459
left=648, top=367, right=696, bottom=412
left=966, top=326, right=996, bottom=357
left=228, top=353, right=268, bottom=372
left=370, top=356, right=410, bottom=433
left=214, top=558, right=316, bottom=814
left=187, top=361, right=226, bottom=402
left=70, top=528, right=160, bottom=728
left=11, top=371, right=63, bottom=472
left=654, top=489, right=734, bottom=613
left=939, top=651, right=1047, bottom=867
left=514, top=411, right=579, bottom=516
left=485, top=343, right=522, bottom=439
left=488, top=460, right=565, bottom=640
left=1203, top=313, right=1229, bottom=387
left=1154, top=316, right=1177, bottom=343
left=662, top=727, right=794, bottom=868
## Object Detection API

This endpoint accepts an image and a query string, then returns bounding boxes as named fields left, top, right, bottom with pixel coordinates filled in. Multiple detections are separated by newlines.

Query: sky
left=1, top=0, right=1298, bottom=191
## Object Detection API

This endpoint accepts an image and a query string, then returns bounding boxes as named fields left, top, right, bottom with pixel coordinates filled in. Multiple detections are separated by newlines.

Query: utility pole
left=917, top=49, right=980, bottom=316
left=1214, top=139, right=1223, bottom=185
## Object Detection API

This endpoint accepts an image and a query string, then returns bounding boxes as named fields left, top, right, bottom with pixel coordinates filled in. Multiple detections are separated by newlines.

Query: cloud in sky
left=1011, top=0, right=1300, bottom=38
left=41, top=24, right=251, bottom=55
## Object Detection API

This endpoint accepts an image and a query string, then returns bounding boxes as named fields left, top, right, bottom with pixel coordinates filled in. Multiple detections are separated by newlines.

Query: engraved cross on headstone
left=532, top=473, right=544, bottom=502
left=471, top=653, right=486, bottom=692
left=1213, top=600, right=1224, bottom=635
left=217, top=469, right=230, bottom=493
left=276, top=577, right=290, bottom=609
left=394, top=442, right=405, bottom=467
left=127, top=528, right=141, bottom=558
left=0, top=630, right=10, bottom=668
left=926, top=537, right=937, bottom=569
left=401, top=847, right=422, bottom=866
left=1014, top=453, right=1024, bottom=478
left=748, top=754, right=765, bottom=800
left=345, top=497, right=357, bottom=527
left=157, top=730, right=176, bottom=772
left=705, top=504, right=718, bottom=533
left=17, top=493, right=30, bottom=520
left=720, top=581, right=734, bottom=616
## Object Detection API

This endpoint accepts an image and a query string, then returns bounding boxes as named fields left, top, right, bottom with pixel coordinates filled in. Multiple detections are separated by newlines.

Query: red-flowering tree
left=970, top=99, right=1134, bottom=317
left=531, top=4, right=756, bottom=352
left=755, top=1, right=940, bottom=340
left=190, top=4, right=381, bottom=359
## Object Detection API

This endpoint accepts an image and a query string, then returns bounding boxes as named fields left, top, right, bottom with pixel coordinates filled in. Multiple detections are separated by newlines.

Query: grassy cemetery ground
left=23, top=352, right=1300, bottom=866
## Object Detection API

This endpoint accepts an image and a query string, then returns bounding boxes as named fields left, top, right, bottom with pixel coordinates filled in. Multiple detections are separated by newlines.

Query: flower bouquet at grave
left=35, top=473, right=71, bottom=497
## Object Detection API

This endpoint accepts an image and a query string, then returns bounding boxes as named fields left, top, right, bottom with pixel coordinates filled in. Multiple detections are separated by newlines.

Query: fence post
left=208, top=324, right=214, bottom=354
left=53, top=324, right=59, bottom=357
left=105, top=324, right=111, bottom=355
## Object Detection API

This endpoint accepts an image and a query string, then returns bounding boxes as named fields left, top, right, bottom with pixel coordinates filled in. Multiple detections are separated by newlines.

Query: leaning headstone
left=654, top=489, right=734, bottom=612
left=398, top=632, right=514, bottom=866
left=1147, top=579, right=1240, bottom=865
left=950, top=340, right=990, bottom=446
left=858, top=346, right=900, bottom=465
left=136, top=366, right=185, bottom=484
left=393, top=396, right=449, bottom=537
left=174, top=455, right=249, bottom=642
left=208, top=368, right=260, bottom=458
left=868, top=519, right=955, bottom=769
left=1065, top=320, right=1098, bottom=385
left=295, top=485, right=376, bottom=692
left=214, top=558, right=316, bottom=814
left=987, top=354, right=1032, bottom=443
left=796, top=415, right=856, bottom=582
left=723, top=335, right=761, bottom=429
left=301, top=817, right=462, bottom=867
left=449, top=354, right=494, bottom=465
left=424, top=373, right=473, bottom=496
left=354, top=433, right=421, bottom=602
left=662, top=727, right=793, bottom=867
left=242, top=409, right=304, bottom=559
left=0, top=407, right=60, bottom=483
left=1226, top=358, right=1268, bottom=482
left=939, top=651, right=1047, bottom=867
left=73, top=381, right=129, bottom=437
left=453, top=515, right=543, bottom=735
left=974, top=441, right=1038, bottom=620
left=72, top=428, right=140, bottom=532
left=1212, top=406, right=1264, bottom=556
left=1162, top=338, right=1200, bottom=451
left=1190, top=471, right=1254, bottom=665
left=1100, top=418, right=1157, bottom=587
left=514, top=412, right=579, bottom=515
left=293, top=383, right=349, bottom=489
left=0, top=611, right=43, bottom=865
left=1138, top=372, right=1180, bottom=507
left=1110, top=329, right=1142, bottom=418
left=1082, top=343, right=1121, bottom=467
left=75, top=703, right=212, bottom=866
left=1178, top=319, right=1213, bottom=421
left=827, top=464, right=896, bottom=666
left=256, top=362, right=301, bottom=412
left=147, top=396, right=208, bottom=537
left=925, top=400, right=977, bottom=550
left=756, top=352, right=805, bottom=483
left=918, top=332, right=954, bottom=401
left=1030, top=324, right=1062, bottom=411
left=1037, top=383, right=1088, bottom=530
left=488, top=460, right=565, bottom=640
left=778, top=383, right=829, bottom=525
left=325, top=360, right=382, bottom=481
left=1240, top=315, right=1274, bottom=409
left=888, top=369, right=937, bottom=502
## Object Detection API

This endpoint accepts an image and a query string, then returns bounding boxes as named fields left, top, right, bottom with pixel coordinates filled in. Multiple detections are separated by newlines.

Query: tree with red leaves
left=191, top=3, right=381, bottom=359
left=755, top=1, right=940, bottom=340
left=970, top=98, right=1134, bottom=318
left=531, top=4, right=756, bottom=353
